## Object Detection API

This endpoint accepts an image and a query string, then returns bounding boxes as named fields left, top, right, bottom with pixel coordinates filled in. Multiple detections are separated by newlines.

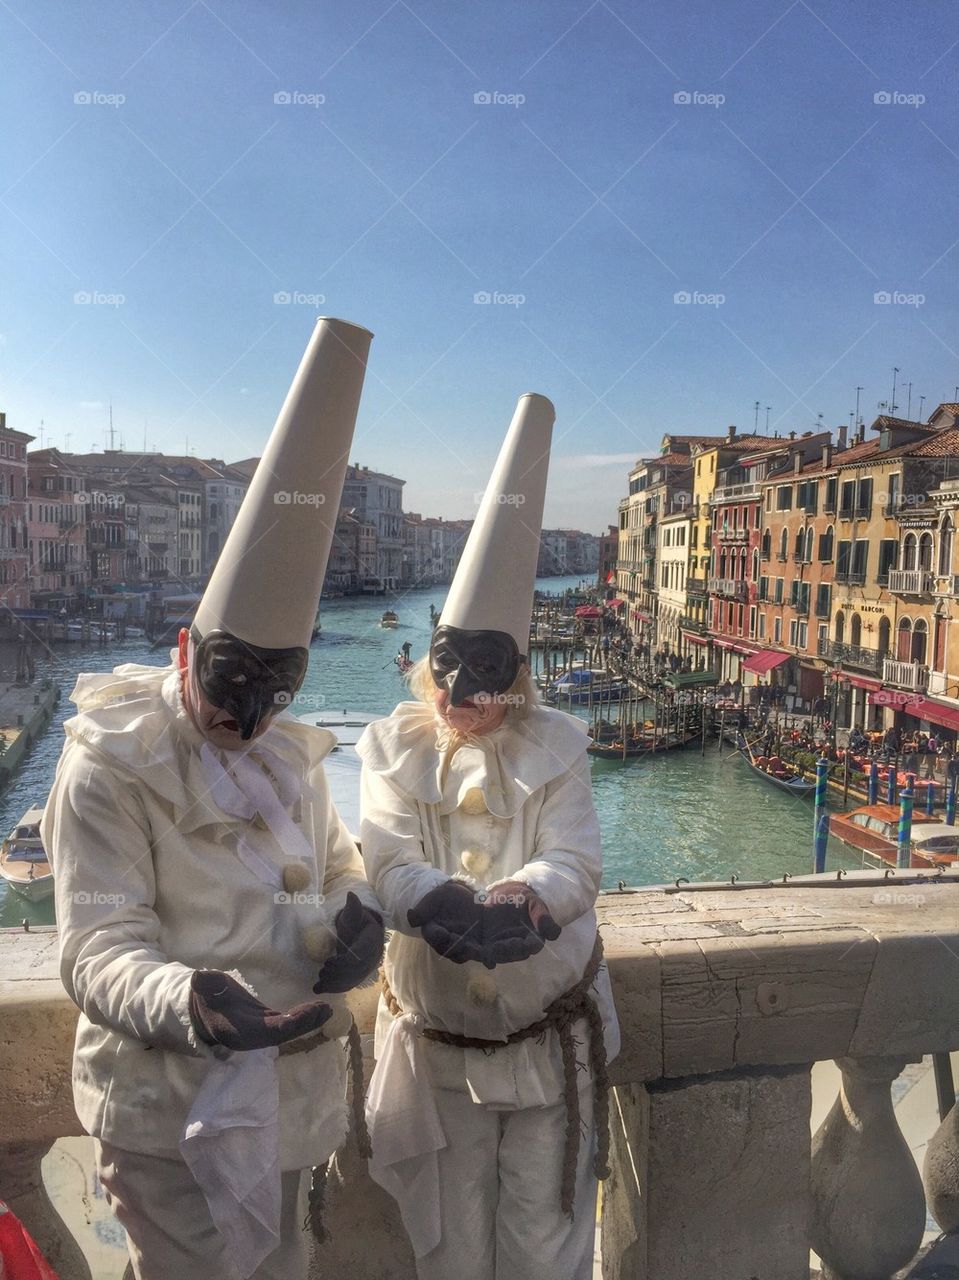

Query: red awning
left=868, top=692, right=959, bottom=731
left=844, top=673, right=884, bottom=692
left=741, top=649, right=790, bottom=676
left=683, top=632, right=710, bottom=645
left=713, top=639, right=754, bottom=655
left=574, top=605, right=601, bottom=618
left=632, top=610, right=652, bottom=622
left=607, top=598, right=624, bottom=609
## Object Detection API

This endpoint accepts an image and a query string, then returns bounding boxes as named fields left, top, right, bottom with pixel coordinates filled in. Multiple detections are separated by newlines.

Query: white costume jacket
left=357, top=700, right=619, bottom=1108
left=42, top=660, right=380, bottom=1170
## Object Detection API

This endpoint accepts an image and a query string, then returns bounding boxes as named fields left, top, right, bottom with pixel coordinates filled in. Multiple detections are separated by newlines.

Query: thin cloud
left=555, top=451, right=643, bottom=468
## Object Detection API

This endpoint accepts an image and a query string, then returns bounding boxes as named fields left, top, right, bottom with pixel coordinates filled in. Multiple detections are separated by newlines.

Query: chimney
left=789, top=430, right=796, bottom=440
left=822, top=443, right=833, bottom=468
left=727, top=424, right=736, bottom=441
left=837, top=424, right=848, bottom=450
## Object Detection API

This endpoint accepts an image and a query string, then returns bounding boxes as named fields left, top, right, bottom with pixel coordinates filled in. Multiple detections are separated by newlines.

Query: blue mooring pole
left=897, top=774, right=916, bottom=869
left=947, top=782, right=957, bottom=827
left=868, top=759, right=879, bottom=806
left=887, top=761, right=897, bottom=806
left=926, top=779, right=936, bottom=818
left=814, top=756, right=829, bottom=874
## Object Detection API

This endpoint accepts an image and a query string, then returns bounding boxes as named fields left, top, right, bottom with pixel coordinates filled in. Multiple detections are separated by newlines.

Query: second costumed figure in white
left=357, top=394, right=620, bottom=1280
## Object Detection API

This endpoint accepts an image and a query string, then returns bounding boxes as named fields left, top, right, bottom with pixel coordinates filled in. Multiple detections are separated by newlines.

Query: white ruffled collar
left=355, top=700, right=588, bottom=818
left=64, top=656, right=334, bottom=833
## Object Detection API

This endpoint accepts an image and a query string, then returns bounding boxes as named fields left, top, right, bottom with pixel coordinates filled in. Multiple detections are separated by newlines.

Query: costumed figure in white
left=357, top=394, right=620, bottom=1280
left=43, top=318, right=385, bottom=1280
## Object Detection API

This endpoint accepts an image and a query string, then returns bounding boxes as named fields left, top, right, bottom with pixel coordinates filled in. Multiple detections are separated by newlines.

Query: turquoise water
left=0, top=575, right=860, bottom=928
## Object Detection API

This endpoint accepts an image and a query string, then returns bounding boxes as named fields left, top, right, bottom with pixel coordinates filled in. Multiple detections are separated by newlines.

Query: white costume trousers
left=95, top=1142, right=309, bottom=1280
left=413, top=1083, right=597, bottom=1280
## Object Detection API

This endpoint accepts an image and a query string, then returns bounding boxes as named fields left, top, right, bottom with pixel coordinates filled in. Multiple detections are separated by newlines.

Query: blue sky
left=1, top=0, right=958, bottom=532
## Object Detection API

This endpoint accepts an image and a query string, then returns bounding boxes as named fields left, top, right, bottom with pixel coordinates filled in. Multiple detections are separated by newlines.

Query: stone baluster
left=923, top=1087, right=959, bottom=1234
left=2, top=1141, right=92, bottom=1280
left=810, top=1056, right=926, bottom=1280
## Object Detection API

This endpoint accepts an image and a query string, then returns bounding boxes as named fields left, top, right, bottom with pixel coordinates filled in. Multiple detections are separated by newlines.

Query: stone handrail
left=3, top=870, right=959, bottom=1278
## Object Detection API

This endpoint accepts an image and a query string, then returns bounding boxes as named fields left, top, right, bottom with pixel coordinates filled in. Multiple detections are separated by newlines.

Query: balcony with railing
left=882, top=658, right=930, bottom=692
left=818, top=638, right=884, bottom=674
left=6, top=879, right=959, bottom=1279
left=710, top=481, right=761, bottom=503
left=888, top=569, right=935, bottom=595
left=707, top=577, right=747, bottom=599
left=716, top=527, right=749, bottom=543
left=686, top=576, right=707, bottom=599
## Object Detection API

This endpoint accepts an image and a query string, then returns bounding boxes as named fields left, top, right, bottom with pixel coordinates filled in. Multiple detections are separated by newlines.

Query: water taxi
left=0, top=806, right=53, bottom=902
left=828, top=803, right=940, bottom=868
left=379, top=610, right=399, bottom=629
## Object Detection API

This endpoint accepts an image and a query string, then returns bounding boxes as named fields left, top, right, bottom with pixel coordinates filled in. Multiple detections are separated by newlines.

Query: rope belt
left=382, top=934, right=611, bottom=1217
left=281, top=1018, right=371, bottom=1154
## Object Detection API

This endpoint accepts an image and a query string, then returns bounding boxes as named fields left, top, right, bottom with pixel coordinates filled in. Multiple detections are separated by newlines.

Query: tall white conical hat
left=194, top=317, right=372, bottom=650
left=440, top=393, right=554, bottom=652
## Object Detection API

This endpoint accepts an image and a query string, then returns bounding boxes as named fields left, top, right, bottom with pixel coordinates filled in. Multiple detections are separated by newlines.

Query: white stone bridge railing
left=3, top=868, right=959, bottom=1279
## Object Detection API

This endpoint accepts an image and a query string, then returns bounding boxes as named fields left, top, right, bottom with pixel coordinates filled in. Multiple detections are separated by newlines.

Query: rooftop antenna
left=891, top=367, right=900, bottom=415
left=38, top=419, right=44, bottom=449
left=64, top=432, right=71, bottom=452
left=905, top=381, right=913, bottom=420
left=849, top=412, right=855, bottom=433
left=108, top=402, right=116, bottom=451
left=855, top=386, right=863, bottom=428
left=919, top=394, right=926, bottom=421
left=753, top=400, right=760, bottom=432
left=765, top=405, right=771, bottom=432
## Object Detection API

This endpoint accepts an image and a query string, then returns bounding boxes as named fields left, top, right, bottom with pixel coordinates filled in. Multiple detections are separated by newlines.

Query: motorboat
left=909, top=823, right=959, bottom=867
left=828, top=803, right=940, bottom=868
left=0, top=806, right=53, bottom=901
left=380, top=610, right=399, bottom=629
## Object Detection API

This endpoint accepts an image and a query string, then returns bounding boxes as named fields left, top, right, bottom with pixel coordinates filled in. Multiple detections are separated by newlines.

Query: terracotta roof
left=871, top=415, right=934, bottom=433
left=934, top=404, right=959, bottom=416
left=654, top=452, right=694, bottom=466
left=908, top=427, right=959, bottom=457
left=792, top=427, right=959, bottom=475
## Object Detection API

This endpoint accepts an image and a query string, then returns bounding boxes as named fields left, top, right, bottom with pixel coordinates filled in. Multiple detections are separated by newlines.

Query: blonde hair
left=406, top=654, right=538, bottom=721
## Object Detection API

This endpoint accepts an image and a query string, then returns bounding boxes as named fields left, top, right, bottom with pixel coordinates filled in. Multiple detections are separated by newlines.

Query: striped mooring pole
left=947, top=782, right=957, bottom=827
left=814, top=756, right=830, bottom=874
left=897, top=774, right=916, bottom=869
left=868, top=759, right=879, bottom=806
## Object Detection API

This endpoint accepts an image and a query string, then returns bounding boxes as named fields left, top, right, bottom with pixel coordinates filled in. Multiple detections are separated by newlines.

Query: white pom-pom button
left=459, top=787, right=488, bottom=815
left=466, top=974, right=498, bottom=1006
left=282, top=862, right=311, bottom=893
left=461, top=849, right=491, bottom=879
left=300, top=922, right=335, bottom=964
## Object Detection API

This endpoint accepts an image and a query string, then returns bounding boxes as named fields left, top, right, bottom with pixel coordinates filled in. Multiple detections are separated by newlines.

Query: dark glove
left=479, top=880, right=561, bottom=969
left=189, top=969, right=333, bottom=1052
left=407, top=880, right=486, bottom=964
left=313, top=891, right=385, bottom=994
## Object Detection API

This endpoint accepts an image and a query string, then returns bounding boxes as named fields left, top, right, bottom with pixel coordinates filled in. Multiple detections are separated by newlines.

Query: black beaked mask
left=429, top=625, right=521, bottom=706
left=190, top=628, right=309, bottom=740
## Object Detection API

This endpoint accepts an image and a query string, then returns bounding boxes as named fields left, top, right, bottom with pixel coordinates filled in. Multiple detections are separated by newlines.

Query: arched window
left=902, top=532, right=918, bottom=570
left=850, top=613, right=862, bottom=647
left=752, top=548, right=759, bottom=581
left=805, top=527, right=815, bottom=562
left=912, top=619, right=928, bottom=664
left=918, top=532, right=934, bottom=572
left=897, top=618, right=912, bottom=661
left=761, top=529, right=771, bottom=558
left=835, top=611, right=845, bottom=644
left=939, top=517, right=954, bottom=577
left=779, top=527, right=788, bottom=560
left=819, top=524, right=835, bottom=561
left=878, top=616, right=891, bottom=657
left=795, top=528, right=805, bottom=558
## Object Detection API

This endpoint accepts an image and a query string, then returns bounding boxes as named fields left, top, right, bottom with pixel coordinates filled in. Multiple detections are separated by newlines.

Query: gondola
left=588, top=730, right=698, bottom=759
left=737, top=735, right=816, bottom=798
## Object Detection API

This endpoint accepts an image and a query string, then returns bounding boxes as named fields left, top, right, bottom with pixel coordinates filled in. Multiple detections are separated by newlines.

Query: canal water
left=0, top=575, right=860, bottom=928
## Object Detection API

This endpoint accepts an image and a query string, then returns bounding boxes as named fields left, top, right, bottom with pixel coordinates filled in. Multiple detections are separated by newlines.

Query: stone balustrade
left=3, top=869, right=959, bottom=1278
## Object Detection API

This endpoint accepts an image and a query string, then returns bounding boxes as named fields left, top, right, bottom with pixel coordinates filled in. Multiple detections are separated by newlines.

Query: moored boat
left=738, top=737, right=816, bottom=798
left=828, top=803, right=939, bottom=867
left=380, top=610, right=399, bottom=629
left=0, top=805, right=53, bottom=901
